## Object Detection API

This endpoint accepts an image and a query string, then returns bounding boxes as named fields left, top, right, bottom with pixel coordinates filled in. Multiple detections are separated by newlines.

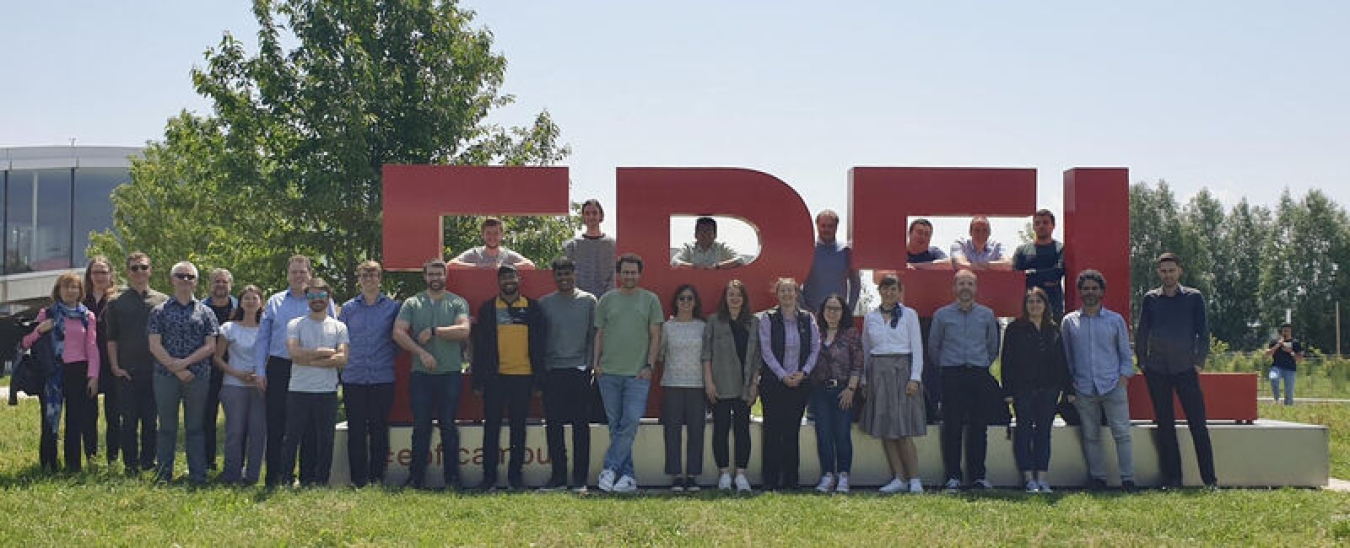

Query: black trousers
left=543, top=368, right=591, bottom=486
left=712, top=398, right=752, bottom=470
left=1145, top=368, right=1217, bottom=486
left=203, top=365, right=225, bottom=469
left=482, top=375, right=534, bottom=485
left=116, top=370, right=157, bottom=471
left=759, top=378, right=810, bottom=489
left=342, top=382, right=395, bottom=487
left=59, top=362, right=94, bottom=471
left=97, top=379, right=120, bottom=463
left=941, top=367, right=990, bottom=482
left=265, top=357, right=314, bottom=486
left=279, top=391, right=337, bottom=486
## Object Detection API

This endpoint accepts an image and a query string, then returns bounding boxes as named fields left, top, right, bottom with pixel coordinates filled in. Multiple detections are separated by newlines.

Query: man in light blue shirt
left=338, top=260, right=400, bottom=487
left=1060, top=269, right=1136, bottom=491
left=950, top=216, right=1011, bottom=270
left=928, top=270, right=1001, bottom=492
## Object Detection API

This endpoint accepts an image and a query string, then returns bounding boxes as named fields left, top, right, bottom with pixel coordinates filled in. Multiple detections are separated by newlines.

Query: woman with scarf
left=860, top=274, right=927, bottom=494
left=23, top=272, right=100, bottom=472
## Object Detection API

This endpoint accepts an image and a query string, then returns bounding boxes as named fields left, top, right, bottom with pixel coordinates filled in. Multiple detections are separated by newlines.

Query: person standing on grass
left=278, top=278, right=348, bottom=487
left=861, top=276, right=928, bottom=494
left=659, top=284, right=707, bottom=492
left=82, top=256, right=118, bottom=466
left=1001, top=287, right=1071, bottom=493
left=24, top=273, right=100, bottom=473
left=593, top=253, right=664, bottom=494
left=147, top=261, right=219, bottom=484
left=202, top=268, right=237, bottom=471
left=215, top=285, right=266, bottom=485
left=1137, top=253, right=1217, bottom=490
left=105, top=252, right=167, bottom=475
left=539, top=257, right=597, bottom=492
left=701, top=280, right=759, bottom=493
left=1061, top=269, right=1136, bottom=492
left=930, top=269, right=1001, bottom=492
left=1265, top=323, right=1303, bottom=406
left=757, top=277, right=821, bottom=491
left=812, top=293, right=865, bottom=494
left=338, top=261, right=401, bottom=488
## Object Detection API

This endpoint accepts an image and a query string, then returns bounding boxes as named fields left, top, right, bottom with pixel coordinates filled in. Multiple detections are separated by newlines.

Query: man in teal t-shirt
left=393, top=259, right=470, bottom=489
left=592, top=253, right=663, bottom=493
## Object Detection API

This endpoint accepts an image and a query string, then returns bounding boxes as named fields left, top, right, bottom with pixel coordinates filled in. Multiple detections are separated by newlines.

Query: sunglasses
left=306, top=292, right=329, bottom=301
left=173, top=273, right=197, bottom=281
left=129, top=264, right=150, bottom=272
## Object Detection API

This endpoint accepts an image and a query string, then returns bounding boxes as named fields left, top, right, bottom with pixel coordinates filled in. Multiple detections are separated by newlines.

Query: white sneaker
left=613, top=475, right=638, bottom=494
left=879, top=477, right=906, bottom=494
left=835, top=474, right=850, bottom=493
left=944, top=478, right=962, bottom=493
left=597, top=469, right=616, bottom=493
left=971, top=479, right=994, bottom=490
left=815, top=474, right=836, bottom=493
left=734, top=473, right=752, bottom=493
left=718, top=472, right=733, bottom=491
left=1037, top=480, right=1053, bottom=494
left=1025, top=480, right=1040, bottom=493
left=908, top=478, right=924, bottom=494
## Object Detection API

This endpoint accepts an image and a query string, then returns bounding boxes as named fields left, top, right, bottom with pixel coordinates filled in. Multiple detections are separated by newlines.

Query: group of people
left=23, top=200, right=1226, bottom=494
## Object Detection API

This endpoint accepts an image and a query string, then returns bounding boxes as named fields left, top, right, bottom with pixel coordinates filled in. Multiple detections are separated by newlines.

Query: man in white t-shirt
left=280, top=277, right=349, bottom=486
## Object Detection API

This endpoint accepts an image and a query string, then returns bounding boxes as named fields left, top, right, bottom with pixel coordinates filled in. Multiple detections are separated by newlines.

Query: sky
left=3, top=1, right=1348, bottom=254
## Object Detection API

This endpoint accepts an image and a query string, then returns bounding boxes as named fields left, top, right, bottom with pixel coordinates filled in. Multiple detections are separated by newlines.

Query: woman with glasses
left=810, top=294, right=862, bottom=493
left=83, top=256, right=119, bottom=464
left=860, top=274, right=927, bottom=494
left=658, top=284, right=707, bottom=492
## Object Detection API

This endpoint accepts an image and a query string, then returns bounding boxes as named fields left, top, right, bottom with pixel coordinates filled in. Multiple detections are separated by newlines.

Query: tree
left=1217, top=199, right=1272, bottom=348
left=1129, top=180, right=1189, bottom=320
left=1261, top=189, right=1350, bottom=352
left=90, top=0, right=571, bottom=297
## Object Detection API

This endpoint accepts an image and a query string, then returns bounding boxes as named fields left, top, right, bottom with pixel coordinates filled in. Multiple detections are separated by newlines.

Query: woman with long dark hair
left=810, top=293, right=862, bottom=493
left=701, top=280, right=759, bottom=492
left=1000, top=287, right=1071, bottom=493
left=214, top=285, right=267, bottom=484
left=83, top=256, right=119, bottom=464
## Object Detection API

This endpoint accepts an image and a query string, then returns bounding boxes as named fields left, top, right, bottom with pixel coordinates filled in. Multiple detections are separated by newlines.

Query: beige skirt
left=860, top=354, right=928, bottom=439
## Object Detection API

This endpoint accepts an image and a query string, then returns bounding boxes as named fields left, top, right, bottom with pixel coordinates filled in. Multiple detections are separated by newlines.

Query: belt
left=821, top=379, right=846, bottom=389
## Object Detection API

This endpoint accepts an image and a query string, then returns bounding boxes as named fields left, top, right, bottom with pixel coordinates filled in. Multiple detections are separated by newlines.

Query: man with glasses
left=147, top=261, right=219, bottom=484
left=1061, top=269, right=1136, bottom=491
left=257, top=254, right=335, bottom=486
left=202, top=268, right=237, bottom=471
left=105, top=252, right=167, bottom=474
left=393, top=258, right=472, bottom=490
left=278, top=278, right=349, bottom=487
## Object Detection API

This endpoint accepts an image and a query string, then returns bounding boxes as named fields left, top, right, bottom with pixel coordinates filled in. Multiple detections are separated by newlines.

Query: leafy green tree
left=1129, top=180, right=1189, bottom=319
left=1261, top=189, right=1350, bottom=353
left=1217, top=198, right=1272, bottom=348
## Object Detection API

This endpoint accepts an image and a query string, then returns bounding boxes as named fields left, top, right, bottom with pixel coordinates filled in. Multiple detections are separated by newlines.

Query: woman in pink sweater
left=24, top=272, right=100, bottom=472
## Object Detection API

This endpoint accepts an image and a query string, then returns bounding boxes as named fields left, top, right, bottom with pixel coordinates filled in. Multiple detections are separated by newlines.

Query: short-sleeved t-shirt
left=286, top=315, right=350, bottom=393
left=1270, top=338, right=1304, bottom=371
left=397, top=291, right=470, bottom=375
left=907, top=246, right=948, bottom=263
left=494, top=295, right=532, bottom=375
left=219, top=322, right=261, bottom=387
left=104, top=287, right=168, bottom=372
left=453, top=246, right=527, bottom=268
left=595, top=289, right=664, bottom=377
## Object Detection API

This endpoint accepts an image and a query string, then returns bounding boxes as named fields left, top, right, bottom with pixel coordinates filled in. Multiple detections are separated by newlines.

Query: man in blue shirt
left=802, top=209, right=861, bottom=312
left=1061, top=269, right=1136, bottom=491
left=338, top=260, right=400, bottom=487
left=928, top=270, right=1001, bottom=492
left=147, top=261, right=219, bottom=484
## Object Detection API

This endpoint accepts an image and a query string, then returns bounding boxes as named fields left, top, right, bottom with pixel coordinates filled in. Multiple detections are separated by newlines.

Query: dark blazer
left=472, top=295, right=547, bottom=390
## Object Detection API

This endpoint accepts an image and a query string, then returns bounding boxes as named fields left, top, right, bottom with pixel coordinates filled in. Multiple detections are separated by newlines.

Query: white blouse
left=861, top=305, right=924, bottom=382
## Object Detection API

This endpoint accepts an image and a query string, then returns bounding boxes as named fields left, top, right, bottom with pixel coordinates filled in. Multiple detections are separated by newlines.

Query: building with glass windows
left=1, top=146, right=140, bottom=308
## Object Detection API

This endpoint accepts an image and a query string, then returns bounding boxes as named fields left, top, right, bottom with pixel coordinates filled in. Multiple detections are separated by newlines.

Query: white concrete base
left=328, top=419, right=1329, bottom=489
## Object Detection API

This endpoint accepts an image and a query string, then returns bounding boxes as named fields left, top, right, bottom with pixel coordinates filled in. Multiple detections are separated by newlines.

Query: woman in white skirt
left=860, top=274, right=927, bottom=494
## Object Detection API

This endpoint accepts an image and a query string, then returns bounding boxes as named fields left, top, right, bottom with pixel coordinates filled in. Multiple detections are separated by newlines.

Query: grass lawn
left=0, top=398, right=1348, bottom=545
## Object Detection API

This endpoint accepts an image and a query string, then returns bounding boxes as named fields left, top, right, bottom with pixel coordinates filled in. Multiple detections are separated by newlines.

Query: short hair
left=497, top=264, right=518, bottom=278
left=1156, top=252, right=1182, bottom=266
left=51, top=272, right=85, bottom=304
left=171, top=261, right=199, bottom=277
left=908, top=219, right=933, bottom=233
left=817, top=293, right=854, bottom=332
left=695, top=217, right=717, bottom=231
left=878, top=273, right=903, bottom=290
left=773, top=277, right=800, bottom=294
left=954, top=269, right=978, bottom=283
left=580, top=199, right=604, bottom=217
left=126, top=251, right=150, bottom=269
left=551, top=256, right=576, bottom=272
left=1280, top=323, right=1293, bottom=331
left=816, top=209, right=839, bottom=223
left=306, top=277, right=331, bottom=293
left=356, top=260, right=382, bottom=275
left=84, top=256, right=117, bottom=299
left=1076, top=269, right=1106, bottom=291
left=717, top=279, right=751, bottom=323
left=616, top=253, right=644, bottom=273
left=1034, top=209, right=1056, bottom=224
left=481, top=217, right=503, bottom=230
left=229, top=285, right=265, bottom=322
left=423, top=258, right=447, bottom=273
left=210, top=268, right=233, bottom=283
left=969, top=216, right=991, bottom=230
left=287, top=254, right=313, bottom=274
left=670, top=284, right=704, bottom=320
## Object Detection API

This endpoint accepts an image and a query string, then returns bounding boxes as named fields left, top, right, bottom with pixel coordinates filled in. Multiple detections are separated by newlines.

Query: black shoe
left=1120, top=480, right=1137, bottom=493
left=475, top=478, right=498, bottom=492
left=1203, top=481, right=1220, bottom=491
left=541, top=476, right=567, bottom=491
left=508, top=477, right=525, bottom=491
left=1087, top=478, right=1108, bottom=491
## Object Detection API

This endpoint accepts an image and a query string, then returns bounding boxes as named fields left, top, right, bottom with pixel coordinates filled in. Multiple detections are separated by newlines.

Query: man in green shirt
left=393, top=259, right=470, bottom=490
left=593, top=253, right=664, bottom=493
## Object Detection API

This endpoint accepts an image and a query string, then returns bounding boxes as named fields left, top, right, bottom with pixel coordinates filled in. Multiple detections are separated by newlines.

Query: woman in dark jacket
left=83, top=256, right=118, bottom=464
left=1000, top=287, right=1070, bottom=493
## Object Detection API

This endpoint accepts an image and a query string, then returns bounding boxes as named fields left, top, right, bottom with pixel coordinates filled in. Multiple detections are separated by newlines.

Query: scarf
left=880, top=303, right=903, bottom=329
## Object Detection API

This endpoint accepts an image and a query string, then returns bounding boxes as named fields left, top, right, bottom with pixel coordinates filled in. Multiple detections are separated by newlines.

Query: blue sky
left=3, top=1, right=1347, bottom=251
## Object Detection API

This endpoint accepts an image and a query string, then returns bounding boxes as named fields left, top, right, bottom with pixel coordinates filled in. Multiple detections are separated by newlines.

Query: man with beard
left=393, top=258, right=471, bottom=489
left=1013, top=210, right=1066, bottom=317
left=472, top=264, right=547, bottom=490
left=1061, top=269, right=1136, bottom=491
left=929, top=270, right=1001, bottom=492
left=279, top=278, right=349, bottom=486
left=202, top=268, right=237, bottom=470
left=450, top=217, right=536, bottom=269
left=538, top=257, right=597, bottom=492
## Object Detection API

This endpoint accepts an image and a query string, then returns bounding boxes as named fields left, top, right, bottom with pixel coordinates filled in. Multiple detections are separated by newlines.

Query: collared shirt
left=104, top=286, right=168, bottom=372
left=1136, top=285, right=1209, bottom=374
left=802, top=241, right=861, bottom=311
left=147, top=296, right=219, bottom=376
left=339, top=293, right=400, bottom=385
left=256, top=289, right=336, bottom=368
left=928, top=302, right=1000, bottom=368
left=453, top=245, right=527, bottom=268
left=563, top=234, right=616, bottom=298
left=950, top=238, right=1005, bottom=264
left=673, top=241, right=738, bottom=268
left=397, top=290, right=470, bottom=375
left=1061, top=307, right=1134, bottom=396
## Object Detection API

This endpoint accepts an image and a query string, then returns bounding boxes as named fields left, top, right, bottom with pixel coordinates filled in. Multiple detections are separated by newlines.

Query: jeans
left=280, top=391, right=337, bottom=486
left=343, top=382, right=394, bottom=487
left=481, top=374, right=533, bottom=485
left=219, top=384, right=266, bottom=484
left=809, top=385, right=854, bottom=475
left=1271, top=367, right=1296, bottom=405
left=598, top=374, right=650, bottom=479
left=661, top=387, right=705, bottom=476
left=543, top=368, right=591, bottom=486
left=154, top=368, right=209, bottom=483
left=711, top=398, right=751, bottom=470
left=1145, top=369, right=1217, bottom=486
left=116, top=370, right=157, bottom=471
left=1012, top=389, right=1058, bottom=472
left=940, top=367, right=990, bottom=482
left=1072, top=382, right=1134, bottom=482
left=409, top=371, right=462, bottom=487
left=760, top=376, right=810, bottom=489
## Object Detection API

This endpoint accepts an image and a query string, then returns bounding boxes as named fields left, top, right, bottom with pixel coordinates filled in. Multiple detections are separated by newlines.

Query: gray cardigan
left=701, top=314, right=761, bottom=399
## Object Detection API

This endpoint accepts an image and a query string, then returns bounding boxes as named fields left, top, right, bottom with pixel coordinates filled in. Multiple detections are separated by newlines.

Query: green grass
left=1, top=398, right=1349, bottom=545
left=1262, top=402, right=1350, bottom=479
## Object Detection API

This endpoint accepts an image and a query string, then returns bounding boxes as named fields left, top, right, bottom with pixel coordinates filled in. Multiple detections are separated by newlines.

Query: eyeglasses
left=306, top=292, right=329, bottom=301
left=129, top=264, right=150, bottom=272
left=90, top=270, right=111, bottom=276
left=677, top=295, right=696, bottom=302
left=173, top=273, right=197, bottom=281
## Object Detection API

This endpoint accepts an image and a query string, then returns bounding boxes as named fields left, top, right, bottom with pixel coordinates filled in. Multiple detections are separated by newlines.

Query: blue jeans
left=1012, top=389, right=1058, bottom=473
left=809, top=385, right=854, bottom=475
left=409, top=371, right=462, bottom=487
left=1072, top=382, right=1133, bottom=482
left=153, top=368, right=209, bottom=483
left=598, top=374, right=650, bottom=479
left=1271, top=367, right=1296, bottom=405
